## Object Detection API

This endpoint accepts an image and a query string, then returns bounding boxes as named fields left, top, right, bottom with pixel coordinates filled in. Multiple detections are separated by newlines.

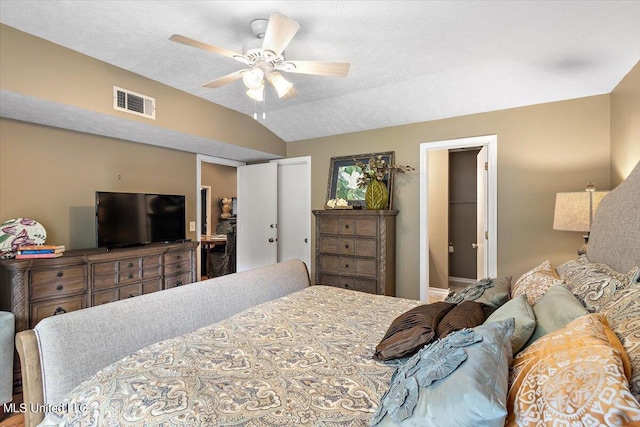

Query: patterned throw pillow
left=507, top=313, right=640, bottom=426
left=556, top=254, right=589, bottom=279
left=511, top=260, right=563, bottom=306
left=601, top=286, right=640, bottom=402
left=444, top=277, right=512, bottom=309
left=559, top=258, right=639, bottom=312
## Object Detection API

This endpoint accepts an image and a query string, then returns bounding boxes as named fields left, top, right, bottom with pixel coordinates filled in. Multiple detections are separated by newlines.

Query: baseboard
left=427, top=287, right=450, bottom=301
left=448, top=276, right=476, bottom=284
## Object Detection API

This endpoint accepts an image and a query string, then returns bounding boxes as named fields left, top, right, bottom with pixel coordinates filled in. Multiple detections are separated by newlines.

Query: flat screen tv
left=96, top=191, right=186, bottom=249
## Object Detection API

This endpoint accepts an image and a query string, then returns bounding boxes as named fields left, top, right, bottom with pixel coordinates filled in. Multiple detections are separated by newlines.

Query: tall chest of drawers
left=313, top=209, right=397, bottom=296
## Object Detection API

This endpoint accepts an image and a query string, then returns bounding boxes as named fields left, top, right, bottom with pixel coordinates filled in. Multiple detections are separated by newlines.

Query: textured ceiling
left=1, top=1, right=639, bottom=154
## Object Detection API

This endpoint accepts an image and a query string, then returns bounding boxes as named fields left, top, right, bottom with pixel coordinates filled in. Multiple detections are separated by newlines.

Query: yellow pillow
left=507, top=313, right=640, bottom=426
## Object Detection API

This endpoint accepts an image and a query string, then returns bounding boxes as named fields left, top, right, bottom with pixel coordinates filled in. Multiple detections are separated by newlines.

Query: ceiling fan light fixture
left=246, top=86, right=265, bottom=101
left=242, top=68, right=265, bottom=90
left=268, top=72, right=293, bottom=98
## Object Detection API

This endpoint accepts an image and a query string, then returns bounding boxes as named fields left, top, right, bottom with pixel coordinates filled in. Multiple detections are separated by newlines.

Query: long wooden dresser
left=313, top=209, right=397, bottom=296
left=0, top=240, right=198, bottom=392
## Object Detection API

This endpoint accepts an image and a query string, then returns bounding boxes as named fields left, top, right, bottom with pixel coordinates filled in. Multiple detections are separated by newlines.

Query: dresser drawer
left=92, top=260, right=119, bottom=275
left=318, top=216, right=378, bottom=237
left=318, top=274, right=378, bottom=294
left=30, top=266, right=86, bottom=301
left=164, top=272, right=192, bottom=289
left=118, top=269, right=142, bottom=284
left=143, top=254, right=162, bottom=268
left=318, top=255, right=377, bottom=277
left=142, top=279, right=163, bottom=294
left=93, top=289, right=118, bottom=306
left=92, top=273, right=118, bottom=290
left=319, top=236, right=376, bottom=256
left=165, top=260, right=191, bottom=276
left=30, top=295, right=85, bottom=328
left=165, top=251, right=191, bottom=264
left=118, top=283, right=142, bottom=300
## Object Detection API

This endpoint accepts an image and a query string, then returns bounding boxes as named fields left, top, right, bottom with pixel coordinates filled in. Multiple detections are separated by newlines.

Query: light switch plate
left=189, top=221, right=196, bottom=231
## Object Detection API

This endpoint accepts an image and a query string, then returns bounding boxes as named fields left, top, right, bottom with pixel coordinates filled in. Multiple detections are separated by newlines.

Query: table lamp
left=553, top=182, right=608, bottom=254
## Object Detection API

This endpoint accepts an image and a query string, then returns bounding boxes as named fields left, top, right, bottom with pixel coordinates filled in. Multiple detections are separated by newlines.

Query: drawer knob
left=176, top=281, right=183, bottom=287
left=176, top=264, right=182, bottom=269
left=56, top=271, right=64, bottom=277
left=56, top=285, right=63, bottom=291
left=128, top=273, right=134, bottom=279
left=344, top=284, right=350, bottom=288
left=128, top=294, right=135, bottom=298
left=176, top=255, right=181, bottom=259
left=128, top=262, right=133, bottom=268
left=345, top=224, right=349, bottom=229
left=53, top=307, right=67, bottom=315
left=345, top=244, right=349, bottom=249
left=345, top=264, right=349, bottom=268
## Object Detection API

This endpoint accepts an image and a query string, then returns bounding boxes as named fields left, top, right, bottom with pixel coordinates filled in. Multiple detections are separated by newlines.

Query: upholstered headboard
left=587, top=161, right=640, bottom=274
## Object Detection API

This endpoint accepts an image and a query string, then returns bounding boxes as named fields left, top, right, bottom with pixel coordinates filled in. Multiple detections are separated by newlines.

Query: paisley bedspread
left=48, top=286, right=422, bottom=426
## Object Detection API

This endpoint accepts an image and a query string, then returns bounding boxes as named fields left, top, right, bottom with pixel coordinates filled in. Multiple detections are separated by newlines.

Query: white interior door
left=476, top=146, right=488, bottom=279
left=236, top=162, right=278, bottom=272
left=273, top=157, right=311, bottom=269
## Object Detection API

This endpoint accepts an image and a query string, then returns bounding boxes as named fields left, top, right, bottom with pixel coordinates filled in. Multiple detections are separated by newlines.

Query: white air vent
left=113, top=86, right=155, bottom=119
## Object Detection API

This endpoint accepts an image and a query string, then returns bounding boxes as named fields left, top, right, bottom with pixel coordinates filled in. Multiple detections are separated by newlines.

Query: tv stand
left=0, top=240, right=198, bottom=393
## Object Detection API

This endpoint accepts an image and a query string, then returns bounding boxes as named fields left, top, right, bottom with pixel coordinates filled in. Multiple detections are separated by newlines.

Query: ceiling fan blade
left=261, top=12, right=301, bottom=56
left=278, top=60, right=350, bottom=77
left=203, top=70, right=247, bottom=88
left=169, top=34, right=249, bottom=65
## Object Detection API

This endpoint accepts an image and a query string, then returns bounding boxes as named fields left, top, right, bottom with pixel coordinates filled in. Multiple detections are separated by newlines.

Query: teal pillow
left=374, top=319, right=515, bottom=427
left=523, top=284, right=588, bottom=349
left=485, top=294, right=536, bottom=354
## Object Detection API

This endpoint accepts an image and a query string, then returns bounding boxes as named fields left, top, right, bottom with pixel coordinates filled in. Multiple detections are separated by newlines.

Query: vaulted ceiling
left=1, top=1, right=639, bottom=152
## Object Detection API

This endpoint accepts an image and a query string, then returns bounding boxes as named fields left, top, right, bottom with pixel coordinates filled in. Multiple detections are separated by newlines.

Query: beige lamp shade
left=553, top=191, right=608, bottom=232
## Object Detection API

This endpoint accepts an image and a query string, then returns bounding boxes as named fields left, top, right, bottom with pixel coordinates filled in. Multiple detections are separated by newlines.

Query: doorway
left=196, top=155, right=245, bottom=280
left=196, top=154, right=311, bottom=279
left=448, top=148, right=481, bottom=290
left=200, top=186, right=212, bottom=237
left=419, top=135, right=497, bottom=302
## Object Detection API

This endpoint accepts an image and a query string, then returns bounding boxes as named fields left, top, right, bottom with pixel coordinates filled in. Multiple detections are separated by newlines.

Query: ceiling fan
left=169, top=12, right=350, bottom=102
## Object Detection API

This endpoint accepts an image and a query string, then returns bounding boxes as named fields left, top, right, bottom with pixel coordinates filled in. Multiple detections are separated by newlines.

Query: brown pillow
left=435, top=300, right=486, bottom=339
left=373, top=301, right=455, bottom=361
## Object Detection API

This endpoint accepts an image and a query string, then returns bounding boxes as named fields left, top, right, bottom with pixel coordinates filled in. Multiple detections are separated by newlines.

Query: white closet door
left=273, top=157, right=311, bottom=269
left=236, top=162, right=278, bottom=272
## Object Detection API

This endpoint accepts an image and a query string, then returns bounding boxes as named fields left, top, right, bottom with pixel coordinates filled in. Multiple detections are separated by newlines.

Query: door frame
left=419, top=135, right=497, bottom=302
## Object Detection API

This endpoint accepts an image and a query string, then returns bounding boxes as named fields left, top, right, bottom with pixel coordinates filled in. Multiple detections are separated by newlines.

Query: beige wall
left=287, top=95, right=611, bottom=300
left=0, top=24, right=285, bottom=156
left=610, top=60, right=640, bottom=186
left=0, top=118, right=197, bottom=249
left=428, top=150, right=449, bottom=289
left=201, top=163, right=237, bottom=232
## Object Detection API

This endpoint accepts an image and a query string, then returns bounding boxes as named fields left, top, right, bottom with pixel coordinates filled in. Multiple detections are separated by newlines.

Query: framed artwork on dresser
left=326, top=151, right=395, bottom=208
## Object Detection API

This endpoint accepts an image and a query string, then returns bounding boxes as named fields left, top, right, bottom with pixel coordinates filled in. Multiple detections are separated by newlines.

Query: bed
left=16, top=162, right=640, bottom=426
